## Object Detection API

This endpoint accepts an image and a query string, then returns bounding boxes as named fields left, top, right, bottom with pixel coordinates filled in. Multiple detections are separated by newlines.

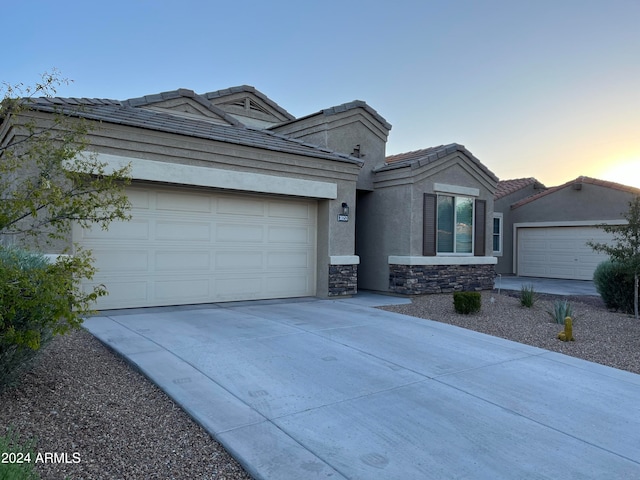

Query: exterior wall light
left=338, top=202, right=350, bottom=222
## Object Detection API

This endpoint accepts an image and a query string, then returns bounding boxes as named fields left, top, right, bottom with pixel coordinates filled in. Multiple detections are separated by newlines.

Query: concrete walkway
left=495, top=275, right=599, bottom=296
left=84, top=293, right=640, bottom=479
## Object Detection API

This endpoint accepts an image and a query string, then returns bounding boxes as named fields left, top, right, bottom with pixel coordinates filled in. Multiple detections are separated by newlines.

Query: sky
left=3, top=0, right=639, bottom=189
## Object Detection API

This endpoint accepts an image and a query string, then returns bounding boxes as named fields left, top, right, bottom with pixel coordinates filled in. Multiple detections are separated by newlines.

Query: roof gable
left=123, top=89, right=239, bottom=126
left=378, top=143, right=498, bottom=182
left=375, top=144, right=498, bottom=192
left=204, top=85, right=294, bottom=127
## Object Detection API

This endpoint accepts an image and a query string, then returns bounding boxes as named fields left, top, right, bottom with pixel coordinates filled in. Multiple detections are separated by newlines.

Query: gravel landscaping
left=381, top=290, right=640, bottom=375
left=1, top=290, right=639, bottom=479
left=0, top=329, right=252, bottom=480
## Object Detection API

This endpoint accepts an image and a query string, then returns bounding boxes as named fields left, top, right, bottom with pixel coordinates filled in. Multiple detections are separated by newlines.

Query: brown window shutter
left=474, top=199, right=486, bottom=256
left=423, top=193, right=437, bottom=256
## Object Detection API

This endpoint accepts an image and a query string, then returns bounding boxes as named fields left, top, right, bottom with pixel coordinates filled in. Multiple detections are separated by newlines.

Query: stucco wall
left=510, top=182, right=636, bottom=224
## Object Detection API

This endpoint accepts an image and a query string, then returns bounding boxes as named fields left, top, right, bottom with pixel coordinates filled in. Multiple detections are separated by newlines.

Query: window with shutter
left=423, top=193, right=486, bottom=256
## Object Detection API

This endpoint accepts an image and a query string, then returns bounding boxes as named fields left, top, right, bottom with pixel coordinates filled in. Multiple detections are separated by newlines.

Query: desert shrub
left=0, top=246, right=104, bottom=392
left=453, top=291, right=481, bottom=314
left=0, top=248, right=56, bottom=390
left=520, top=283, right=537, bottom=308
left=0, top=429, right=40, bottom=480
left=548, top=299, right=573, bottom=325
left=593, top=260, right=635, bottom=314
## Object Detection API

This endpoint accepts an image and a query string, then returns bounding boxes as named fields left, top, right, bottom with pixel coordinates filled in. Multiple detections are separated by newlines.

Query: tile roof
left=511, top=176, right=640, bottom=209
left=494, top=177, right=545, bottom=200
left=273, top=100, right=392, bottom=131
left=376, top=143, right=499, bottom=182
left=21, top=91, right=363, bottom=165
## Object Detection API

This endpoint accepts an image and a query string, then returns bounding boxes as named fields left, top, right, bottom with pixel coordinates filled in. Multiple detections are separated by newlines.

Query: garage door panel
left=127, top=190, right=150, bottom=209
left=266, top=275, right=312, bottom=296
left=216, top=251, right=264, bottom=270
left=267, top=251, right=311, bottom=269
left=86, top=280, right=150, bottom=308
left=215, top=277, right=264, bottom=300
left=80, top=219, right=150, bottom=241
left=76, top=185, right=317, bottom=308
left=268, top=225, right=312, bottom=244
left=91, top=250, right=149, bottom=272
left=216, top=223, right=265, bottom=243
left=217, top=197, right=265, bottom=216
left=269, top=201, right=312, bottom=219
left=154, top=277, right=211, bottom=301
left=156, top=191, right=212, bottom=213
left=156, top=221, right=211, bottom=241
left=155, top=251, right=211, bottom=271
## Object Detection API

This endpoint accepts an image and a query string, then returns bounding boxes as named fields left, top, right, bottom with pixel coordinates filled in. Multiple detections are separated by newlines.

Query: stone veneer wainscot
left=388, top=256, right=496, bottom=295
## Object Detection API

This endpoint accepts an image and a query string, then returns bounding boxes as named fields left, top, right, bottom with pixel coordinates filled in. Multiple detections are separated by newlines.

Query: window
left=436, top=195, right=474, bottom=254
left=492, top=213, right=503, bottom=255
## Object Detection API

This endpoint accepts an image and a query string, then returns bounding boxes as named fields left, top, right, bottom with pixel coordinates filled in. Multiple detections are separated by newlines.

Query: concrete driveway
left=84, top=293, right=640, bottom=479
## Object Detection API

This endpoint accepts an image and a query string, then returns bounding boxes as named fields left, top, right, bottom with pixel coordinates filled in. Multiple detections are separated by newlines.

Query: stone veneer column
left=328, top=256, right=360, bottom=297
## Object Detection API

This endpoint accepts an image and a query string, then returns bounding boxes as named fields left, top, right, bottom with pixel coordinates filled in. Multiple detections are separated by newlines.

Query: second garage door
left=75, top=185, right=317, bottom=309
left=517, top=226, right=613, bottom=280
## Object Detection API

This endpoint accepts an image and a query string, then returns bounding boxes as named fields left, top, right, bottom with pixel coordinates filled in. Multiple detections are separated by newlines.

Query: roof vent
left=573, top=182, right=583, bottom=190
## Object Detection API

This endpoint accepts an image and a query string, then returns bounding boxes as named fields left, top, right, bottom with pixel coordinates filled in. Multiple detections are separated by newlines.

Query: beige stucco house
left=1, top=86, right=499, bottom=309
left=494, top=176, right=640, bottom=280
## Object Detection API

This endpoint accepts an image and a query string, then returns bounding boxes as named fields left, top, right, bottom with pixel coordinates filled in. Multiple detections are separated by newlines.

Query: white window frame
left=492, top=213, right=503, bottom=256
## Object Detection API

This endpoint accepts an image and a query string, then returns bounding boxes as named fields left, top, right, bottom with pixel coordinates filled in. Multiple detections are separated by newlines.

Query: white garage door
left=75, top=185, right=317, bottom=309
left=517, top=226, right=613, bottom=280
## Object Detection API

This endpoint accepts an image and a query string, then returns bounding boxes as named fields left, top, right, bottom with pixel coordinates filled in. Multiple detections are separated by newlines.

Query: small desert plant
left=557, top=317, right=575, bottom=341
left=0, top=429, right=40, bottom=480
left=453, top=291, right=481, bottom=314
left=520, top=284, right=537, bottom=307
left=548, top=299, right=573, bottom=325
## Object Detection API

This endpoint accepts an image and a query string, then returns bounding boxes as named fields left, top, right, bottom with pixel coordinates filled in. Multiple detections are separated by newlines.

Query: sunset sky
left=3, top=0, right=639, bottom=188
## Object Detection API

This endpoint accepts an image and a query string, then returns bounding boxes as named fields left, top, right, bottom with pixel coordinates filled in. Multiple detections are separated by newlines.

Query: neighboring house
left=1, top=86, right=499, bottom=309
left=494, top=176, right=640, bottom=280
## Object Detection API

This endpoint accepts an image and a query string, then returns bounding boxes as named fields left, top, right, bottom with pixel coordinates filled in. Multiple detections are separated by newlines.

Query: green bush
left=548, top=299, right=573, bottom=325
left=593, top=260, right=635, bottom=314
left=520, top=283, right=537, bottom=308
left=0, top=247, right=105, bottom=392
left=453, top=291, right=481, bottom=314
left=0, top=429, right=40, bottom=480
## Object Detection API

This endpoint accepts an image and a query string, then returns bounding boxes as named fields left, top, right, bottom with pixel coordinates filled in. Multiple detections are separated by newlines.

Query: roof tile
left=494, top=177, right=544, bottom=200
left=377, top=143, right=498, bottom=183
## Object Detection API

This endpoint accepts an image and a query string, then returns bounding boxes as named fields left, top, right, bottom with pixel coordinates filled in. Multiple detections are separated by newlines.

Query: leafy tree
left=588, top=196, right=640, bottom=319
left=0, top=71, right=131, bottom=388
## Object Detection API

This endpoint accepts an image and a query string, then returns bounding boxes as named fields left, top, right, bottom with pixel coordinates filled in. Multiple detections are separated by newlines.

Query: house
left=494, top=176, right=640, bottom=280
left=1, top=86, right=499, bottom=309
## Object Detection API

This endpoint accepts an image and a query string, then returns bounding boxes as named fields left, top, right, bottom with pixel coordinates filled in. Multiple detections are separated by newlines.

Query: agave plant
left=548, top=299, right=573, bottom=325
